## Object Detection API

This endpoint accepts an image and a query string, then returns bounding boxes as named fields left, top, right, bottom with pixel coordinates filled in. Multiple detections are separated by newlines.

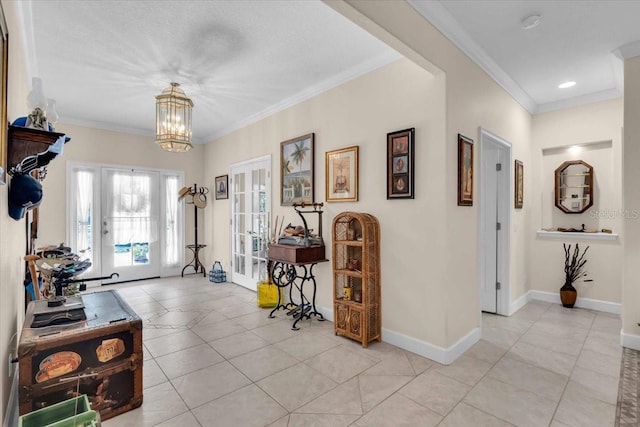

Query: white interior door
left=481, top=145, right=501, bottom=313
left=480, top=129, right=511, bottom=315
left=230, top=156, right=271, bottom=291
left=101, top=168, right=161, bottom=283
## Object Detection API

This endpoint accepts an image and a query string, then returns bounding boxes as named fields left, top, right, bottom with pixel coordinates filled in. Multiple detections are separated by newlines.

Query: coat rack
left=181, top=183, right=209, bottom=277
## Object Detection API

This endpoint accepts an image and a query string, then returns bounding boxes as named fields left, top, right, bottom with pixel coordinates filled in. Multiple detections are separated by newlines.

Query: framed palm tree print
left=281, top=133, right=314, bottom=206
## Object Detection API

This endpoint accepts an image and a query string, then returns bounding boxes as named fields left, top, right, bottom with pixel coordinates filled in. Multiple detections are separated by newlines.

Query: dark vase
left=560, top=281, right=577, bottom=308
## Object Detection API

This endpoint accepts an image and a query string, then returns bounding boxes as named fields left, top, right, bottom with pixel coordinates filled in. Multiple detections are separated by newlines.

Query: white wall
left=531, top=99, right=623, bottom=304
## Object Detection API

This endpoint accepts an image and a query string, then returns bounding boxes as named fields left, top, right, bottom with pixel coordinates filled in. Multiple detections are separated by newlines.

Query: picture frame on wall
left=326, top=146, right=358, bottom=202
left=457, top=134, right=473, bottom=206
left=515, top=159, right=524, bottom=209
left=215, top=175, right=228, bottom=200
left=281, top=133, right=314, bottom=206
left=387, top=128, right=414, bottom=199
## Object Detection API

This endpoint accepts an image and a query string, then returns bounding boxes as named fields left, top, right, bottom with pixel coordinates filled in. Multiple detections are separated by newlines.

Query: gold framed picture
left=325, top=146, right=358, bottom=202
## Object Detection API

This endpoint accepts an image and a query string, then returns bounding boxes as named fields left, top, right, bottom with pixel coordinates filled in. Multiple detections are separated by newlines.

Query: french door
left=230, top=156, right=271, bottom=291
left=101, top=168, right=160, bottom=283
left=67, top=163, right=184, bottom=286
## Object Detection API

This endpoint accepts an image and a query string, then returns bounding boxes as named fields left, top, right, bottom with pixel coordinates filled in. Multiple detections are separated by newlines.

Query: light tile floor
left=100, top=276, right=621, bottom=427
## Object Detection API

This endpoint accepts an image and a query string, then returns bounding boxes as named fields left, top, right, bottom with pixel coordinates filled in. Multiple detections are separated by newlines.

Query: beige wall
left=38, top=124, right=205, bottom=257
left=1, top=1, right=31, bottom=421
left=327, top=0, right=532, bottom=348
left=205, top=0, right=537, bottom=353
left=623, top=56, right=640, bottom=343
left=204, top=58, right=451, bottom=347
left=531, top=98, right=623, bottom=303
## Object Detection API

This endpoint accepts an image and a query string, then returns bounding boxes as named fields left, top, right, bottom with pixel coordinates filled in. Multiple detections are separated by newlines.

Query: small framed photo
left=215, top=175, right=228, bottom=200
left=281, top=133, right=314, bottom=206
left=326, top=146, right=358, bottom=202
left=457, top=134, right=473, bottom=206
left=387, top=128, right=415, bottom=199
left=514, top=159, right=524, bottom=209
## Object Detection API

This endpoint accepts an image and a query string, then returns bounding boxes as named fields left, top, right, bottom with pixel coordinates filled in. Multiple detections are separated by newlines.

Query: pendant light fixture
left=155, top=82, right=194, bottom=152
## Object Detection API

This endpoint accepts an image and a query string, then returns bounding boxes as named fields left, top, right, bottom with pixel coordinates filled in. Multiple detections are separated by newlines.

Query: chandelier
left=155, top=83, right=194, bottom=152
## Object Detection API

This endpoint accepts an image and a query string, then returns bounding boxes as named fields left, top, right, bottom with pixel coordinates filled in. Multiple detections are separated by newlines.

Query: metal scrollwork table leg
left=269, top=261, right=325, bottom=330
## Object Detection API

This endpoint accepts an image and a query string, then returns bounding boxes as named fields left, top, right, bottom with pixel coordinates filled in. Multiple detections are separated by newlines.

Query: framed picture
left=387, top=128, right=414, bottom=199
left=281, top=133, right=314, bottom=206
left=0, top=8, right=8, bottom=185
left=515, top=159, right=524, bottom=209
left=326, top=145, right=358, bottom=202
left=215, top=175, right=228, bottom=200
left=457, top=134, right=473, bottom=206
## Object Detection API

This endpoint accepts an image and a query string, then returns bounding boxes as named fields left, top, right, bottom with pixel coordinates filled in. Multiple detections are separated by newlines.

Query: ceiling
left=16, top=1, right=640, bottom=144
left=17, top=1, right=399, bottom=143
left=410, top=0, right=640, bottom=113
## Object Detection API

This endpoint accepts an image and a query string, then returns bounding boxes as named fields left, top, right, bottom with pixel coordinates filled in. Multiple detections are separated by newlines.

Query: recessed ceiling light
left=521, top=15, right=541, bottom=30
left=558, top=81, right=576, bottom=89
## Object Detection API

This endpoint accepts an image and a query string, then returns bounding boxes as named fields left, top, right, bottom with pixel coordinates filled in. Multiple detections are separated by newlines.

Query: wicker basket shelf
left=332, top=211, right=380, bottom=347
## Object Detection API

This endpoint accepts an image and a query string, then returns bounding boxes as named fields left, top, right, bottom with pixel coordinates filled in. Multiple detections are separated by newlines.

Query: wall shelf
left=536, top=230, right=618, bottom=241
left=7, top=125, right=68, bottom=174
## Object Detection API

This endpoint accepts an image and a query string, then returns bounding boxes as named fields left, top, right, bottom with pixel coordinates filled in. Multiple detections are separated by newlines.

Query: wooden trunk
left=18, top=290, right=143, bottom=421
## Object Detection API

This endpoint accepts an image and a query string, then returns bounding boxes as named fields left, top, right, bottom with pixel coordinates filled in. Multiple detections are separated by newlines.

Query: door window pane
left=75, top=169, right=94, bottom=264
left=164, top=175, right=180, bottom=266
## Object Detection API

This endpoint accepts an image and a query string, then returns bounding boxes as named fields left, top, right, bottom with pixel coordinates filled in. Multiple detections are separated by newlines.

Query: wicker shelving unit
left=332, top=212, right=380, bottom=347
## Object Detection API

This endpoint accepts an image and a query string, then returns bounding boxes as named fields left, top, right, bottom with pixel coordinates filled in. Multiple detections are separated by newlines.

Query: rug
left=616, top=347, right=640, bottom=426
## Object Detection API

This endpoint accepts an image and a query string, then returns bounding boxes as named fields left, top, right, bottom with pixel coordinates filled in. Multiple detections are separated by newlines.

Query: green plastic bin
left=19, top=394, right=99, bottom=427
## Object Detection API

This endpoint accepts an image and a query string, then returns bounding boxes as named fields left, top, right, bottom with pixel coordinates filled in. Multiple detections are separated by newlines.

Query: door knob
left=103, top=230, right=109, bottom=235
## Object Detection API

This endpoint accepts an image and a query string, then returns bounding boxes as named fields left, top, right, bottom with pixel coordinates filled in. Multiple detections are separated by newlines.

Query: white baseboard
left=3, top=372, right=19, bottom=427
left=621, top=331, right=640, bottom=350
left=317, top=304, right=478, bottom=365
left=316, top=304, right=334, bottom=323
left=509, top=291, right=530, bottom=315
left=382, top=326, right=480, bottom=365
left=526, top=290, right=621, bottom=314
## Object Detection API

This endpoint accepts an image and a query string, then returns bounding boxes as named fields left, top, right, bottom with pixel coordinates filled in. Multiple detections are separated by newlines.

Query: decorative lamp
left=26, top=77, right=49, bottom=130
left=155, top=82, right=194, bottom=152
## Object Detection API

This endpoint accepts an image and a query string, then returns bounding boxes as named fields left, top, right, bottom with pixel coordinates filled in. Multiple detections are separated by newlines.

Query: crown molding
left=205, top=49, right=402, bottom=142
left=58, top=117, right=206, bottom=145
left=536, top=88, right=622, bottom=114
left=613, top=40, right=640, bottom=60
left=407, top=0, right=537, bottom=114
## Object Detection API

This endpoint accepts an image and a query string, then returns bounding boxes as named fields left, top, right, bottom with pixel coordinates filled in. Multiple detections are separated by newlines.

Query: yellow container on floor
left=257, top=280, right=283, bottom=308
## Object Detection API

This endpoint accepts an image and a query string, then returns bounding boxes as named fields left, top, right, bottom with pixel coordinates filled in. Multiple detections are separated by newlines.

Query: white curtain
left=106, top=171, right=158, bottom=244
left=164, top=175, right=179, bottom=266
left=75, top=169, right=93, bottom=259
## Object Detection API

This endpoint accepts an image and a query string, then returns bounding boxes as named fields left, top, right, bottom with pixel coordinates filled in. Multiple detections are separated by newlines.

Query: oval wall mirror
left=554, top=160, right=594, bottom=214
